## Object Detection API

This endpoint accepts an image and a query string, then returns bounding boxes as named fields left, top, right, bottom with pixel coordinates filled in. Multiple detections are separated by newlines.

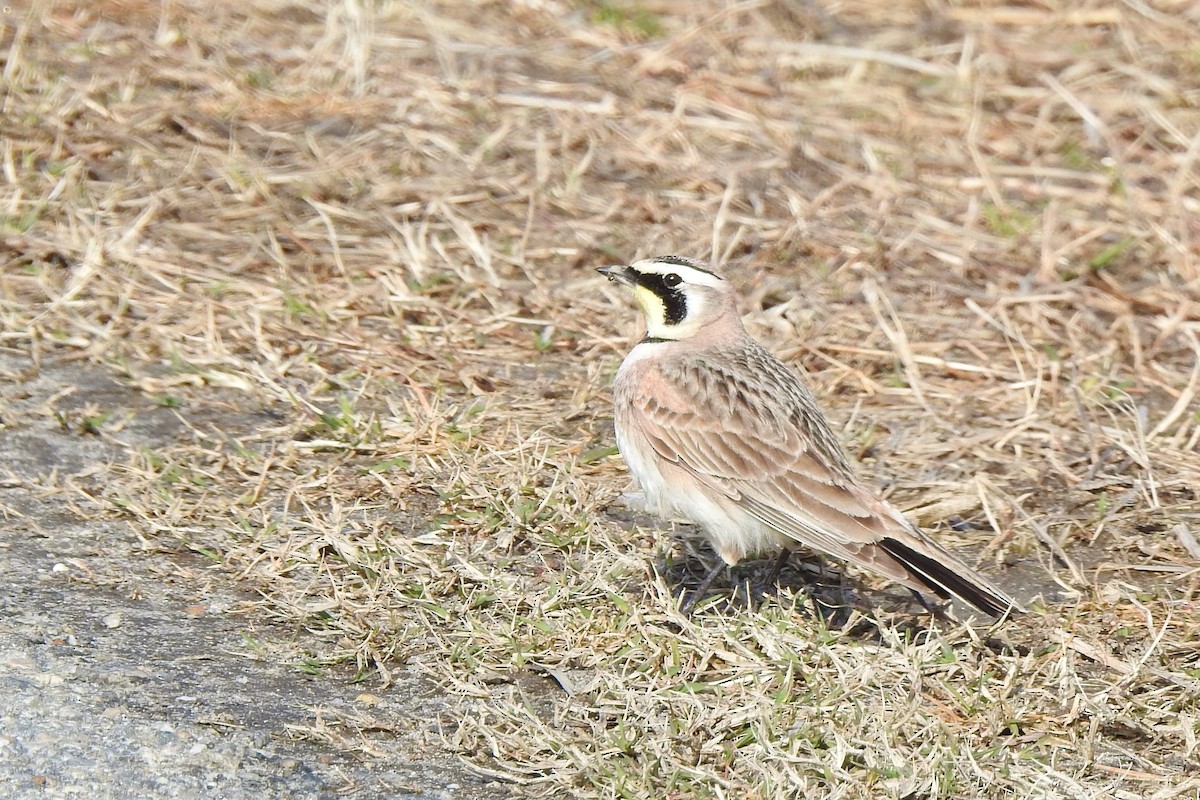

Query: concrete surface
left=0, top=355, right=514, bottom=799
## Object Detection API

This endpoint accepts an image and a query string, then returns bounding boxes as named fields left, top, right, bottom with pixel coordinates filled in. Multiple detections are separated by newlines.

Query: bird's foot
left=678, top=559, right=730, bottom=616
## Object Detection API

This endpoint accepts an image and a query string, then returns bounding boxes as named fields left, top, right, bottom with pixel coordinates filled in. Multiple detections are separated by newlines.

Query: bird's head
left=598, top=256, right=737, bottom=341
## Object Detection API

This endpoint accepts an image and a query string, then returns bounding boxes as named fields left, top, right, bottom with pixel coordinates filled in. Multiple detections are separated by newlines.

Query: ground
left=2, top=1, right=1200, bottom=798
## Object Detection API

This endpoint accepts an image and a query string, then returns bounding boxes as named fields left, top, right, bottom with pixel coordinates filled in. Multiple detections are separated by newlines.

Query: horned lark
left=599, top=255, right=1023, bottom=617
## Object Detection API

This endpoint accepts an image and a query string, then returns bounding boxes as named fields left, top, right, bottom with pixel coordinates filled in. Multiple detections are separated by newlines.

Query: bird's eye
left=664, top=273, right=682, bottom=287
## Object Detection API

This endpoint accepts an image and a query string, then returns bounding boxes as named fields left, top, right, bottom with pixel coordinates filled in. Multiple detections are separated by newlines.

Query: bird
left=598, top=255, right=1023, bottom=617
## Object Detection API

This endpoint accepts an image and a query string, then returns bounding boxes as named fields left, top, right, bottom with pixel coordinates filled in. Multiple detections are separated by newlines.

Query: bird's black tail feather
left=879, top=537, right=1021, bottom=617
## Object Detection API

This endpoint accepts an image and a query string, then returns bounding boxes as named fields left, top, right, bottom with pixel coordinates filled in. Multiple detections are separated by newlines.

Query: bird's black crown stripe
left=650, top=255, right=720, bottom=278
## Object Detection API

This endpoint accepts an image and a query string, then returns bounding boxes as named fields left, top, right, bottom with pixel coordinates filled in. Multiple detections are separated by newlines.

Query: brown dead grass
left=3, top=0, right=1200, bottom=796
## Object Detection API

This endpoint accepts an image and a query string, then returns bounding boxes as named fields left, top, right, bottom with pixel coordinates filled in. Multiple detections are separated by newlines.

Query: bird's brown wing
left=632, top=360, right=914, bottom=580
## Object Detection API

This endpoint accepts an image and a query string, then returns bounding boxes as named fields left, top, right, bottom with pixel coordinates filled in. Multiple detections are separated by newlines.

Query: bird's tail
left=879, top=536, right=1024, bottom=617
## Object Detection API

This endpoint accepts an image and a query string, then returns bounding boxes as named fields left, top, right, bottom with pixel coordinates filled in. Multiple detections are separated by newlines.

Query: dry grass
left=4, top=0, right=1200, bottom=796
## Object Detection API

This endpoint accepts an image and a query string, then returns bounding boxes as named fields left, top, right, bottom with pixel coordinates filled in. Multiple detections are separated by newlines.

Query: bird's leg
left=764, top=548, right=791, bottom=586
left=680, top=559, right=728, bottom=616
left=743, top=548, right=793, bottom=609
left=909, top=589, right=952, bottom=622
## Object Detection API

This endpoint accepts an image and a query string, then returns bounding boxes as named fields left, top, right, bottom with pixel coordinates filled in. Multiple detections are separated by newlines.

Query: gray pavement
left=0, top=356, right=513, bottom=799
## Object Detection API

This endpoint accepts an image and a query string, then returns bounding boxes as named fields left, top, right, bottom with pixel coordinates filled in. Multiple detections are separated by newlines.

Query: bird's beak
left=597, top=264, right=636, bottom=286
